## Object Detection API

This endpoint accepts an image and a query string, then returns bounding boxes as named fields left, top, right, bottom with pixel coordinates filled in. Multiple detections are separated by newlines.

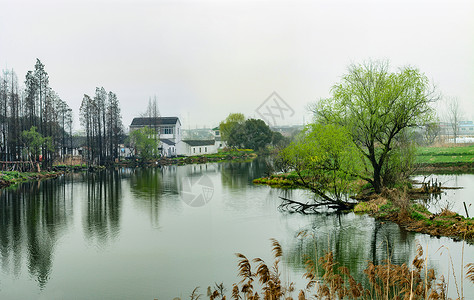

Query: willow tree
left=219, top=113, right=245, bottom=143
left=313, top=61, right=438, bottom=193
left=280, top=123, right=362, bottom=210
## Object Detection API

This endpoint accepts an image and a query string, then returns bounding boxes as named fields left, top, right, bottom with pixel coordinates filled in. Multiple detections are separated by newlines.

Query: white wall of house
left=160, top=142, right=177, bottom=157
left=212, top=127, right=226, bottom=149
left=160, top=122, right=182, bottom=143
left=177, top=141, right=217, bottom=156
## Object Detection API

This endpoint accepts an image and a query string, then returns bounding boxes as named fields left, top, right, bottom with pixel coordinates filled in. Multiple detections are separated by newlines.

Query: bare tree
left=446, top=97, right=463, bottom=144
left=140, top=95, right=161, bottom=146
left=0, top=61, right=72, bottom=165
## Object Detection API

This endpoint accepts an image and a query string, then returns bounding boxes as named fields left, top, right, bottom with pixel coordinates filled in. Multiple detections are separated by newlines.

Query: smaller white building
left=178, top=140, right=217, bottom=156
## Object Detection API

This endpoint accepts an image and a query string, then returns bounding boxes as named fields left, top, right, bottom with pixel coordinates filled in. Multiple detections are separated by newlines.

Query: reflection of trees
left=0, top=178, right=72, bottom=289
left=130, top=168, right=165, bottom=228
left=83, top=170, right=122, bottom=246
left=285, top=213, right=417, bottom=286
left=220, top=158, right=268, bottom=189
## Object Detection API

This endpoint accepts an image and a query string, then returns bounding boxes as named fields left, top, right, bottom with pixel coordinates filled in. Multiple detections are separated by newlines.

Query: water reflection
left=0, top=163, right=472, bottom=299
left=220, top=159, right=268, bottom=189
left=0, top=178, right=72, bottom=288
left=285, top=212, right=418, bottom=287
left=413, top=174, right=474, bottom=216
left=129, top=167, right=167, bottom=228
left=83, top=170, right=122, bottom=246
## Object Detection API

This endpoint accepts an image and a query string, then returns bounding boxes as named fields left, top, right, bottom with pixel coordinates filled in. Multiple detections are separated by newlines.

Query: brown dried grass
left=201, top=239, right=473, bottom=300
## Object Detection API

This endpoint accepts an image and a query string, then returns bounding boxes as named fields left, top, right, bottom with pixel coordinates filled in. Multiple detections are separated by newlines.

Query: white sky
left=1, top=0, right=473, bottom=131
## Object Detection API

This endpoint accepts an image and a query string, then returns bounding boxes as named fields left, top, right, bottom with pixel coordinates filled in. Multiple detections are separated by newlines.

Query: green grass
left=416, top=144, right=474, bottom=164
left=0, top=170, right=59, bottom=186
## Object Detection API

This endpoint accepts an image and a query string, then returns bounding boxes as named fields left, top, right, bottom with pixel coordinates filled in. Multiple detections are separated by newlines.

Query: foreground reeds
left=186, top=239, right=474, bottom=300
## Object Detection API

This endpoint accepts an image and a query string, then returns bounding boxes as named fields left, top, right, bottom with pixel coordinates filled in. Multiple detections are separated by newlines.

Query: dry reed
left=186, top=239, right=474, bottom=300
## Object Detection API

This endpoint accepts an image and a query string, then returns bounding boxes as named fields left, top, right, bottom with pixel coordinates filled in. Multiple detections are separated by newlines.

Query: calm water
left=0, top=160, right=473, bottom=299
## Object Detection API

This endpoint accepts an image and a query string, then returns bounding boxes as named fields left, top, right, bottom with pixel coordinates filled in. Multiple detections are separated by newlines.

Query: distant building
left=130, top=117, right=182, bottom=157
left=212, top=126, right=226, bottom=150
left=459, top=121, right=474, bottom=135
left=129, top=117, right=235, bottom=157
left=130, top=117, right=182, bottom=142
left=439, top=121, right=474, bottom=137
left=180, top=140, right=218, bottom=156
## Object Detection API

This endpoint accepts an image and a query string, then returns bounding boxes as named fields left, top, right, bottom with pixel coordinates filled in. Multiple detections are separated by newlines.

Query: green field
left=416, top=144, right=474, bottom=164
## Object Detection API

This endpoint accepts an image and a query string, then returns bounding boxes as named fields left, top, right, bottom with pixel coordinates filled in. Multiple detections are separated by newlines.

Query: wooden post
left=463, top=202, right=470, bottom=218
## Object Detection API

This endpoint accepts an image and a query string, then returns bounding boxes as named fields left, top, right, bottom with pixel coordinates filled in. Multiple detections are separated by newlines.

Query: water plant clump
left=186, top=239, right=474, bottom=300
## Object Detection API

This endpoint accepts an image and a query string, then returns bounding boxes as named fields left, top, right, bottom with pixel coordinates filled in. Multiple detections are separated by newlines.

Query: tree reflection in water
left=0, top=177, right=71, bottom=289
left=83, top=169, right=123, bottom=247
left=284, top=210, right=420, bottom=287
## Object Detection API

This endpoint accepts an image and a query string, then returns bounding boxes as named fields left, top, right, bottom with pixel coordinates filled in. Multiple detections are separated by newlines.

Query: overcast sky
left=1, top=0, right=473, bottom=131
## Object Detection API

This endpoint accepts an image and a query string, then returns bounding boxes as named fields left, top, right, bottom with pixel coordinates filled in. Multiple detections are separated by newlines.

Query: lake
left=0, top=159, right=473, bottom=299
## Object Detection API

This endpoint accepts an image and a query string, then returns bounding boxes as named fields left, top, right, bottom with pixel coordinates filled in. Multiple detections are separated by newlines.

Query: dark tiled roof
left=130, top=117, right=180, bottom=126
left=183, top=140, right=216, bottom=146
left=160, top=139, right=175, bottom=145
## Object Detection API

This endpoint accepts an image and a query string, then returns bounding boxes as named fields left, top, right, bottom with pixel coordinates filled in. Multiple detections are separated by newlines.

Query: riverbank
left=0, top=170, right=64, bottom=189
left=0, top=150, right=257, bottom=189
left=353, top=189, right=474, bottom=243
left=117, top=149, right=257, bottom=167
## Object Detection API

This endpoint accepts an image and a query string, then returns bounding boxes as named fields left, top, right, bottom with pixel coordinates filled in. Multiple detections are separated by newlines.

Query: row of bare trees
left=0, top=59, right=73, bottom=166
left=80, top=87, right=123, bottom=166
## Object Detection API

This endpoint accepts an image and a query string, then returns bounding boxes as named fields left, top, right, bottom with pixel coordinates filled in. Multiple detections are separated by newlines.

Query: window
left=193, top=148, right=195, bottom=154
left=162, top=126, right=174, bottom=134
left=199, top=148, right=201, bottom=153
left=205, top=147, right=207, bottom=152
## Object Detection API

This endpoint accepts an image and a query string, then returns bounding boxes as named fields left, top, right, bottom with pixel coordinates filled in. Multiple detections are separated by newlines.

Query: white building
left=178, top=140, right=218, bottom=156
left=130, top=117, right=182, bottom=157
left=212, top=126, right=226, bottom=150
left=129, top=117, right=228, bottom=157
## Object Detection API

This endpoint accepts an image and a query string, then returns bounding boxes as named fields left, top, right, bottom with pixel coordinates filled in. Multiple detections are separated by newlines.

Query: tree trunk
left=373, top=165, right=382, bottom=194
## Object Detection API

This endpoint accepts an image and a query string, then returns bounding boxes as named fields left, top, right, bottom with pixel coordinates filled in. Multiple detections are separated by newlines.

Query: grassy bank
left=252, top=172, right=300, bottom=188
left=0, top=170, right=63, bottom=189
left=353, top=189, right=474, bottom=243
left=254, top=172, right=474, bottom=243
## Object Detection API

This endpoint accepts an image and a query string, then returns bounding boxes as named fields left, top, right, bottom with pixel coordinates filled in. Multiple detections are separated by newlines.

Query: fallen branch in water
left=278, top=196, right=355, bottom=213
